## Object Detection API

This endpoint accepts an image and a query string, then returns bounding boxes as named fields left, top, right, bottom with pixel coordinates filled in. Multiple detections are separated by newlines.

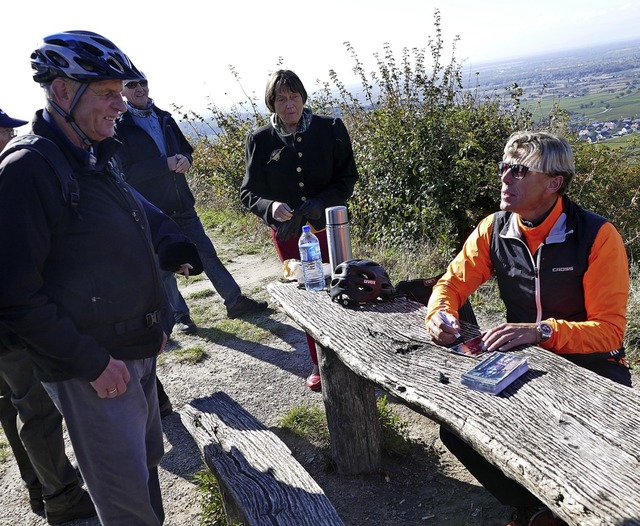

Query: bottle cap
left=302, top=225, right=311, bottom=232
left=325, top=206, right=348, bottom=226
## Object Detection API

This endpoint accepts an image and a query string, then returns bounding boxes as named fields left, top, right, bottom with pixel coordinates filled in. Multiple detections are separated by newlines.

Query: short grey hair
left=43, top=77, right=82, bottom=108
left=504, top=131, right=575, bottom=194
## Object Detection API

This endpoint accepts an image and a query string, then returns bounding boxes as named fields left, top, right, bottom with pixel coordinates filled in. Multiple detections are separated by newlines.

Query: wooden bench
left=180, top=391, right=345, bottom=526
left=267, top=281, right=640, bottom=526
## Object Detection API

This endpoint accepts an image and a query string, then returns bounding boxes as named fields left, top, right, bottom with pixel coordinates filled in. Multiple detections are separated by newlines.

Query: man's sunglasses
left=498, top=161, right=532, bottom=180
left=124, top=80, right=148, bottom=89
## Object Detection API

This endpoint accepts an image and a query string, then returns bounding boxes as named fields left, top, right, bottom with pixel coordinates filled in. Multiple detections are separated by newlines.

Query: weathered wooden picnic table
left=267, top=280, right=640, bottom=526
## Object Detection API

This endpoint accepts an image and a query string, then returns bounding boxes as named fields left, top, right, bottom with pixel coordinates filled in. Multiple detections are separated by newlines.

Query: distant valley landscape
left=466, top=39, right=640, bottom=143
left=182, top=39, right=640, bottom=146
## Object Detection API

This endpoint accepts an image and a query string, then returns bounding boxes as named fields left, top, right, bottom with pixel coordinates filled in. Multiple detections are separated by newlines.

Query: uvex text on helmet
left=330, top=259, right=395, bottom=306
left=31, top=30, right=143, bottom=84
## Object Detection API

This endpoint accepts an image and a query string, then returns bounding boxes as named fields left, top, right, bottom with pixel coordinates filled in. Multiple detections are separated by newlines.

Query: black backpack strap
left=0, top=134, right=79, bottom=208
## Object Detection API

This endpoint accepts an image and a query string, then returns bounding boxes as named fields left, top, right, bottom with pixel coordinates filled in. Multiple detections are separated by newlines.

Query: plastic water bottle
left=298, top=225, right=325, bottom=291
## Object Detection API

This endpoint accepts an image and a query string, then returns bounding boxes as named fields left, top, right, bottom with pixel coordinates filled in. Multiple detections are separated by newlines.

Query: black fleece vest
left=490, top=197, right=606, bottom=324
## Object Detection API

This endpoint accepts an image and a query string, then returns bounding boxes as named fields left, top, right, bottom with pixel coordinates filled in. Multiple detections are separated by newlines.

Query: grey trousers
left=0, top=347, right=84, bottom=514
left=43, top=357, right=164, bottom=526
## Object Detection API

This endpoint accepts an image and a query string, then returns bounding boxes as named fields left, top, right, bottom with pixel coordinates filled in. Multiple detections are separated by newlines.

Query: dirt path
left=1, top=248, right=636, bottom=525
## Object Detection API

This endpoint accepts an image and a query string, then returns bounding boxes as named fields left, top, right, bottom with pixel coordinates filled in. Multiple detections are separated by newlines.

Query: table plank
left=268, top=281, right=640, bottom=526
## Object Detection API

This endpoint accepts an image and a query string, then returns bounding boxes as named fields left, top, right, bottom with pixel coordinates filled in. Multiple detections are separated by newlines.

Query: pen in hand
left=438, top=310, right=461, bottom=339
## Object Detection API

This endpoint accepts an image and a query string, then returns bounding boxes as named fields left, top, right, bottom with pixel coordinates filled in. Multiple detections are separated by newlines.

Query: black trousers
left=156, top=377, right=170, bottom=406
left=440, top=358, right=632, bottom=507
left=0, top=347, right=83, bottom=514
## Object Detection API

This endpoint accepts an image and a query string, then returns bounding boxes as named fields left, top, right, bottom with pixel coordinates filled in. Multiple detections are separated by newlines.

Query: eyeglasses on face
left=0, top=128, right=17, bottom=138
left=498, top=161, right=532, bottom=180
left=124, top=80, right=148, bottom=90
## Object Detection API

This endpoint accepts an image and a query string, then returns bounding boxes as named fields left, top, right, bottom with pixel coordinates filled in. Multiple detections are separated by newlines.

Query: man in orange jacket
left=426, top=131, right=631, bottom=526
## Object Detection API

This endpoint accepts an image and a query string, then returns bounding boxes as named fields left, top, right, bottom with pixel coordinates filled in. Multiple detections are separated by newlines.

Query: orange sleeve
left=540, top=222, right=629, bottom=355
left=426, top=215, right=495, bottom=325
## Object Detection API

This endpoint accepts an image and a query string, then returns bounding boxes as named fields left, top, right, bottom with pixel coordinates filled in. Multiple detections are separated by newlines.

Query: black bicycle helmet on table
left=330, top=259, right=396, bottom=307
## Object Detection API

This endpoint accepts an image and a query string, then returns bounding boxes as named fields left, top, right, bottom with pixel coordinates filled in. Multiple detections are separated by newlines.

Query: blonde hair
left=504, top=131, right=575, bottom=194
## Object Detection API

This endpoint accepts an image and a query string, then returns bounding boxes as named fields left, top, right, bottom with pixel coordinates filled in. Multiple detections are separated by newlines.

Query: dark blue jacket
left=0, top=110, right=201, bottom=382
left=116, top=106, right=195, bottom=217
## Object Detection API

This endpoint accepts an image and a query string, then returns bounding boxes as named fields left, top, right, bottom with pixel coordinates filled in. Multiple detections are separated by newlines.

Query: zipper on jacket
left=131, top=209, right=145, bottom=229
left=106, top=173, right=162, bottom=306
left=110, top=175, right=147, bottom=231
left=534, top=248, right=543, bottom=323
left=503, top=230, right=543, bottom=323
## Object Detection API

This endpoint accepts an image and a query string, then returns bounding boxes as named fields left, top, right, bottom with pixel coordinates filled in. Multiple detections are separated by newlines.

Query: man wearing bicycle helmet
left=0, top=31, right=202, bottom=525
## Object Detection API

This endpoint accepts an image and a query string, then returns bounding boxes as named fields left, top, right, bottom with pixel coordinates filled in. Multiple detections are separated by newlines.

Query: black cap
left=0, top=108, right=28, bottom=128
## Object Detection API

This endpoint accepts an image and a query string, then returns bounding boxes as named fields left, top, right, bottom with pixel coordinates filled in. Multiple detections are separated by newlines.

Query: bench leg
left=217, top=478, right=247, bottom=526
left=317, top=343, right=382, bottom=474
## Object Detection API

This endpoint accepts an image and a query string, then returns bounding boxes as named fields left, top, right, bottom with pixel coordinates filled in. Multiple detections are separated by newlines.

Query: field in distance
left=467, top=39, right=640, bottom=141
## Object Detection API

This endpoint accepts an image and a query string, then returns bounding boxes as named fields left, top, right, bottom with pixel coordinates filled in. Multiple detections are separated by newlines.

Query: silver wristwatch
left=537, top=322, right=553, bottom=343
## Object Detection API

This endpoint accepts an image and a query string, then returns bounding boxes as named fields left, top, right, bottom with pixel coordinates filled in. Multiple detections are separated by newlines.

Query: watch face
left=539, top=323, right=553, bottom=340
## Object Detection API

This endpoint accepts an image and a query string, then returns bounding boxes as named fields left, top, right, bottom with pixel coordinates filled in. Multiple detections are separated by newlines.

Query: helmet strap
left=48, top=82, right=93, bottom=147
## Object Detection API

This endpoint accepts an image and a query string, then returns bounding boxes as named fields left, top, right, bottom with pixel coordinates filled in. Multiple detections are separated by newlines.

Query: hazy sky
left=1, top=0, right=639, bottom=126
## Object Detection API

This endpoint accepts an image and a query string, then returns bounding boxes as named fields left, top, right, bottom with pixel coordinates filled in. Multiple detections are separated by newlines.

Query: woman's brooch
left=268, top=147, right=285, bottom=164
